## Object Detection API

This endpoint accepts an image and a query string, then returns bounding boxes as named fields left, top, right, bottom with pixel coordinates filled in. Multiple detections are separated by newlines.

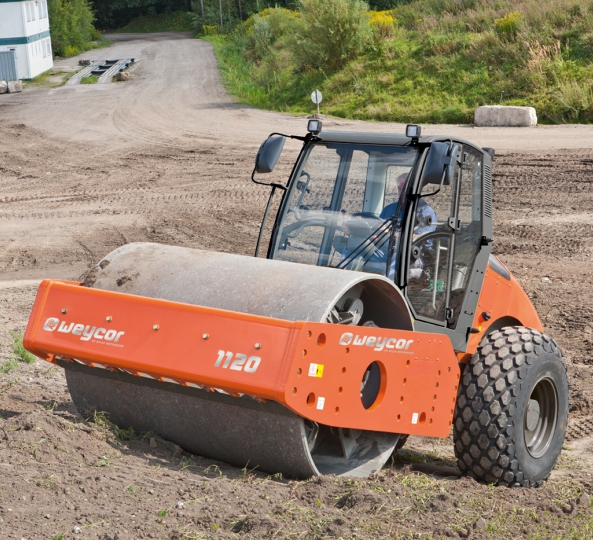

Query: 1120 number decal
left=214, top=350, right=261, bottom=373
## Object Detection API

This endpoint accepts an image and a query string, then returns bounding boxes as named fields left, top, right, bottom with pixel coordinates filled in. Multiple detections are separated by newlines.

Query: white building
left=0, top=0, right=53, bottom=80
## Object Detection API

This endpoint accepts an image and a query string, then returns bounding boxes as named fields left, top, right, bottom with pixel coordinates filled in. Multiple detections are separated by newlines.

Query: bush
left=62, top=45, right=80, bottom=57
left=291, top=0, right=372, bottom=72
left=48, top=0, right=95, bottom=57
left=494, top=11, right=523, bottom=41
left=243, top=8, right=295, bottom=61
left=369, top=10, right=396, bottom=38
left=202, top=25, right=218, bottom=36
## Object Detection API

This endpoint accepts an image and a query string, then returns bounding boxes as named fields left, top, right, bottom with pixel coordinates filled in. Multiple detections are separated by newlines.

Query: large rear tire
left=453, top=326, right=569, bottom=487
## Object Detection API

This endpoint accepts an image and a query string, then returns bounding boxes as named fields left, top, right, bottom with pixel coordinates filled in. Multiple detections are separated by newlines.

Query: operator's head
left=397, top=172, right=409, bottom=196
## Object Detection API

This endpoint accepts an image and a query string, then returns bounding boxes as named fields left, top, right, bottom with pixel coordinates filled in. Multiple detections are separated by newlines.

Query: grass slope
left=116, top=11, right=194, bottom=33
left=208, top=0, right=593, bottom=124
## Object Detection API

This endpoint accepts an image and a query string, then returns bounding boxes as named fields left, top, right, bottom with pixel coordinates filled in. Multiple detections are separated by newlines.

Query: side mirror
left=254, top=136, right=286, bottom=174
left=420, top=142, right=459, bottom=188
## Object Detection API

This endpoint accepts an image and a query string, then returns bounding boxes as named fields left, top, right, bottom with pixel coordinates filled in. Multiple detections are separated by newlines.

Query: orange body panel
left=24, top=280, right=461, bottom=438
left=460, top=260, right=543, bottom=363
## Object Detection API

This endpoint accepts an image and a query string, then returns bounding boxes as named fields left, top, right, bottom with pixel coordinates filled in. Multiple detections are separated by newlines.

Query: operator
left=381, top=172, right=437, bottom=278
left=340, top=172, right=437, bottom=279
left=380, top=173, right=437, bottom=235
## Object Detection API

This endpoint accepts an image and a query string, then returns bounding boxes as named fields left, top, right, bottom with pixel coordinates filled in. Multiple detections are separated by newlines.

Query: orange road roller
left=24, top=122, right=568, bottom=486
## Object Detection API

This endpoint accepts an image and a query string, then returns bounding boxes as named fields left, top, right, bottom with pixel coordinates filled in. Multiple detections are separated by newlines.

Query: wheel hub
left=524, top=377, right=558, bottom=459
left=526, top=399, right=540, bottom=431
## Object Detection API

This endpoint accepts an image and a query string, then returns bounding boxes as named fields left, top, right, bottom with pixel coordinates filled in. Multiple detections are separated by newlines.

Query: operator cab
left=253, top=122, right=493, bottom=346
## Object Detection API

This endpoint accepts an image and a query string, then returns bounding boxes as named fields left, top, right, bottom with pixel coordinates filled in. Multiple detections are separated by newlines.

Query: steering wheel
left=411, top=229, right=452, bottom=258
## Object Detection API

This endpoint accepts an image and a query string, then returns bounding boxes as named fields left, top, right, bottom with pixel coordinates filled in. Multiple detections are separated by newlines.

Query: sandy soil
left=1, top=32, right=593, bottom=539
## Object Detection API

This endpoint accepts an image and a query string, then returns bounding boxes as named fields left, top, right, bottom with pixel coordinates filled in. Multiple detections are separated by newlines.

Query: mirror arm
left=268, top=132, right=308, bottom=142
left=251, top=166, right=288, bottom=189
left=419, top=166, right=447, bottom=198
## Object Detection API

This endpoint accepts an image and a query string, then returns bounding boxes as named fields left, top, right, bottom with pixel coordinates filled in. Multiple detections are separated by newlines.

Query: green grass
left=25, top=67, right=82, bottom=88
left=90, top=36, right=115, bottom=50
left=88, top=411, right=141, bottom=441
left=0, top=332, right=36, bottom=374
left=115, top=11, right=194, bottom=33
left=208, top=1, right=593, bottom=124
left=55, top=36, right=114, bottom=59
left=80, top=75, right=99, bottom=84
left=11, top=331, right=35, bottom=363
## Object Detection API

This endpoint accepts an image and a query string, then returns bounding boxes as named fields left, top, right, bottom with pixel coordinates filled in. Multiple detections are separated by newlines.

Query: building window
left=26, top=3, right=31, bottom=22
left=31, top=2, right=36, bottom=21
left=38, top=2, right=42, bottom=19
left=43, top=0, right=48, bottom=18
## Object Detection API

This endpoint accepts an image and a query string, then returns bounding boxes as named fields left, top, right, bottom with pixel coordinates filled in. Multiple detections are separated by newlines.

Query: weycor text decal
left=43, top=317, right=125, bottom=346
left=339, top=332, right=413, bottom=353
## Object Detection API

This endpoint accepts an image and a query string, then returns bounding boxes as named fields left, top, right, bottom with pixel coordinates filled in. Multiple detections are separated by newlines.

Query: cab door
left=404, top=143, right=484, bottom=345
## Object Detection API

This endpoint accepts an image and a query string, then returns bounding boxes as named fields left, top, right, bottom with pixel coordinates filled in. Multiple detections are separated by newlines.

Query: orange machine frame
left=459, top=260, right=543, bottom=363
left=25, top=279, right=461, bottom=438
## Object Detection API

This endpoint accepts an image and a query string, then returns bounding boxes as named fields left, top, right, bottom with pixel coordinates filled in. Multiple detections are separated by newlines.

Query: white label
left=316, top=397, right=325, bottom=410
left=411, top=412, right=419, bottom=425
left=308, top=363, right=318, bottom=377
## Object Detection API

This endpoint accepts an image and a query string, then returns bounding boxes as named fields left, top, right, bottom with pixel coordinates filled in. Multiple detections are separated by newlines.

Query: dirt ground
left=1, top=33, right=593, bottom=540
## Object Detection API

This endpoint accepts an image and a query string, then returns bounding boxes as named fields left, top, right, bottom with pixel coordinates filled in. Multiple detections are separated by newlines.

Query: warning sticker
left=308, top=363, right=324, bottom=378
left=411, top=412, right=419, bottom=425
left=316, top=397, right=325, bottom=410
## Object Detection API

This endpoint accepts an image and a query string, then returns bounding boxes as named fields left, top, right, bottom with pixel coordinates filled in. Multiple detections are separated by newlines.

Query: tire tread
left=453, top=326, right=568, bottom=487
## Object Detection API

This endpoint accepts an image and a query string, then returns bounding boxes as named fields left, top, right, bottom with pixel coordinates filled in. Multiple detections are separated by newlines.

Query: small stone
left=562, top=503, right=574, bottom=514
left=165, top=440, right=183, bottom=455
left=578, top=492, right=590, bottom=506
left=474, top=517, right=486, bottom=530
left=149, top=437, right=157, bottom=448
left=175, top=501, right=185, bottom=509
left=458, top=528, right=470, bottom=538
left=73, top=526, right=82, bottom=534
left=116, top=71, right=129, bottom=81
left=45, top=514, right=51, bottom=519
left=148, top=489, right=154, bottom=495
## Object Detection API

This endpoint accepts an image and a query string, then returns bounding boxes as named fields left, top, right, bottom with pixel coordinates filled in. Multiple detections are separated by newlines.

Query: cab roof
left=315, top=130, right=485, bottom=154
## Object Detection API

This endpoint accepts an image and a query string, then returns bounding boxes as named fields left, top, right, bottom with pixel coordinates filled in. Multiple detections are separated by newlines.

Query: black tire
left=453, top=326, right=569, bottom=487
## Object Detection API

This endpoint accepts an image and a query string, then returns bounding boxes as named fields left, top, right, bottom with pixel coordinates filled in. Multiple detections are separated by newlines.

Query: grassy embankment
left=115, top=11, right=194, bottom=33
left=206, top=0, right=593, bottom=124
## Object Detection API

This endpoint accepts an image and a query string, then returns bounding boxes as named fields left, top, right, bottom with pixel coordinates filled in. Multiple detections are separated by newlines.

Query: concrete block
left=7, top=80, right=23, bottom=93
left=0, top=80, right=7, bottom=94
left=474, top=106, right=537, bottom=127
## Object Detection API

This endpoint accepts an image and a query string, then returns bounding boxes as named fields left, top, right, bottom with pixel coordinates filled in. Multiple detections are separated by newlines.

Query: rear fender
left=460, top=258, right=542, bottom=362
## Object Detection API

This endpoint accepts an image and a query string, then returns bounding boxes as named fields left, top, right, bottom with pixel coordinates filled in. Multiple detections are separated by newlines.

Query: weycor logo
left=339, top=331, right=413, bottom=352
left=42, top=318, right=125, bottom=343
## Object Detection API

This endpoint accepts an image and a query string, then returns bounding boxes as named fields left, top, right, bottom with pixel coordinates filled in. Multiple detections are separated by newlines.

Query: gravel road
left=1, top=32, right=593, bottom=539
